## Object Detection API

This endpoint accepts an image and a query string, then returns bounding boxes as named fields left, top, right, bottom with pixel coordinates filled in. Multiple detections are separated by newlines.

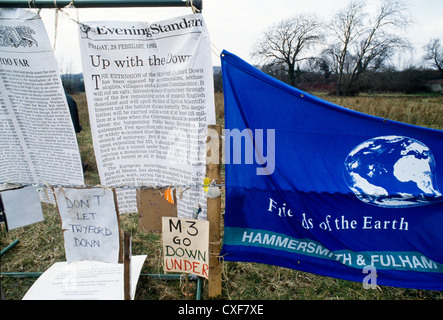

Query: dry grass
left=321, top=93, right=443, bottom=131
left=1, top=91, right=442, bottom=300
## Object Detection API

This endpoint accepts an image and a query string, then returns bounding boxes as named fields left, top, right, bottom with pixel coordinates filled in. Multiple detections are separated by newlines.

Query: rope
left=1, top=182, right=225, bottom=190
left=180, top=274, right=194, bottom=297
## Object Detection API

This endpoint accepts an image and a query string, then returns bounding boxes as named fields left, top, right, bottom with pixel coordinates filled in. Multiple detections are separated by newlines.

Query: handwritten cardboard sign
left=162, top=217, right=209, bottom=279
left=137, top=188, right=177, bottom=233
left=54, top=187, right=122, bottom=264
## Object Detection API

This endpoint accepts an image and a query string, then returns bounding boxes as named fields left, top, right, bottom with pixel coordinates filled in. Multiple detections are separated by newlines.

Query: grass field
left=1, top=92, right=442, bottom=300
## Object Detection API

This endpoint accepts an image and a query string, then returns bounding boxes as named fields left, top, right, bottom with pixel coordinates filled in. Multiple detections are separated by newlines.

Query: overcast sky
left=38, top=0, right=443, bottom=73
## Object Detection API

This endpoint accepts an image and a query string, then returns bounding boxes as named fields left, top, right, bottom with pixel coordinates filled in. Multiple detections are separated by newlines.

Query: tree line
left=248, top=0, right=443, bottom=96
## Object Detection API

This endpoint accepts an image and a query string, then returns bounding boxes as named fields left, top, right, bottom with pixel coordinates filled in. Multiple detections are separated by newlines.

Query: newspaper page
left=79, top=14, right=215, bottom=217
left=0, top=9, right=84, bottom=189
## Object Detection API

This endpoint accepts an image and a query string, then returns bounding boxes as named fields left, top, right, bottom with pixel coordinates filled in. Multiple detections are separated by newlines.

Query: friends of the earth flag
left=220, top=50, right=443, bottom=290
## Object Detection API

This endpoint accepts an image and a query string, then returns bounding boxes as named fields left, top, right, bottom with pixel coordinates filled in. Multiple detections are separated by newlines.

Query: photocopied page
left=0, top=8, right=84, bottom=188
left=22, top=255, right=147, bottom=300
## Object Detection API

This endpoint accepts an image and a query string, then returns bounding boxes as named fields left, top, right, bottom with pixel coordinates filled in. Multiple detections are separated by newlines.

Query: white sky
left=37, top=0, right=443, bottom=73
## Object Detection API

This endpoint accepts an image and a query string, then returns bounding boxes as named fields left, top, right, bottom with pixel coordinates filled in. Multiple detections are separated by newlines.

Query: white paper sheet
left=0, top=186, right=44, bottom=230
left=23, top=255, right=147, bottom=300
left=0, top=9, right=84, bottom=188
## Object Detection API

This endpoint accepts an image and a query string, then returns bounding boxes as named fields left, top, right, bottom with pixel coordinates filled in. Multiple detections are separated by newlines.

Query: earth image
left=344, top=135, right=442, bottom=208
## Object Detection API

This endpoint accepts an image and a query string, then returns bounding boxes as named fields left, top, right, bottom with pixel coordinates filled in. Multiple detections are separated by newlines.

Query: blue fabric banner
left=220, top=50, right=443, bottom=290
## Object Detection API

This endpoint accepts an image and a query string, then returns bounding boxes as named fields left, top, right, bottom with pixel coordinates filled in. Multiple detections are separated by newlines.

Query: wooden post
left=206, top=124, right=222, bottom=298
left=123, top=232, right=131, bottom=300
left=185, top=274, right=189, bottom=299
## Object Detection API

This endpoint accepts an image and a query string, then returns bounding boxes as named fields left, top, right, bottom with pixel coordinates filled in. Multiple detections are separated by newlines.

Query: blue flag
left=220, top=50, right=443, bottom=290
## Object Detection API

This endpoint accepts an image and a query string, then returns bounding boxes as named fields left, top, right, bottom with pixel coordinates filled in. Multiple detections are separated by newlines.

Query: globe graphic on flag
left=344, top=136, right=442, bottom=208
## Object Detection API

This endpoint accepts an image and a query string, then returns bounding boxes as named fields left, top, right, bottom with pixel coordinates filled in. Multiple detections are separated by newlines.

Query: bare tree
left=323, top=0, right=364, bottom=95
left=323, top=0, right=412, bottom=96
left=252, top=14, right=324, bottom=86
left=423, top=38, right=443, bottom=73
